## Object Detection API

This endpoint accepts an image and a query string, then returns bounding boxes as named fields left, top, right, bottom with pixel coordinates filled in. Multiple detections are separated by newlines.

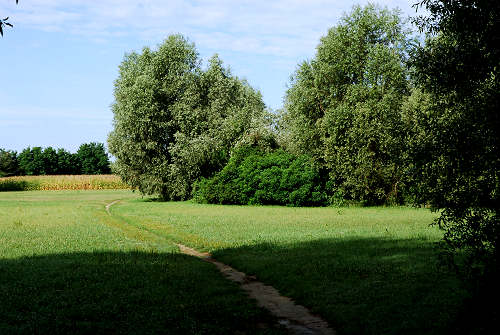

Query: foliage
left=109, top=35, right=265, bottom=200
left=0, top=148, right=18, bottom=177
left=57, top=148, right=79, bottom=174
left=193, top=146, right=326, bottom=206
left=284, top=4, right=413, bottom=205
left=411, top=0, right=499, bottom=331
left=411, top=0, right=499, bottom=274
left=76, top=142, right=111, bottom=175
left=11, top=144, right=110, bottom=176
left=18, top=146, right=45, bottom=175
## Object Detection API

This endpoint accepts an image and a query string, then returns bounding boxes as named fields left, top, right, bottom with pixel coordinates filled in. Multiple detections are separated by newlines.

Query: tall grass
left=0, top=175, right=128, bottom=191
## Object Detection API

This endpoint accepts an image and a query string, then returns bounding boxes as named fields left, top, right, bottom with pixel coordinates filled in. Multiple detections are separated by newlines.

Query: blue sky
left=0, top=0, right=421, bottom=153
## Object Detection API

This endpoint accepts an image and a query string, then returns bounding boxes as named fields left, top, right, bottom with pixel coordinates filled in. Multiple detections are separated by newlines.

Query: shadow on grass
left=0, top=251, right=283, bottom=335
left=213, top=237, right=467, bottom=335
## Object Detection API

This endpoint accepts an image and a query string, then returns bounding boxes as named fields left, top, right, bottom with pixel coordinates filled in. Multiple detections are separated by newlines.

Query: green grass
left=0, top=191, right=467, bottom=334
left=0, top=191, right=283, bottom=334
left=112, top=200, right=467, bottom=335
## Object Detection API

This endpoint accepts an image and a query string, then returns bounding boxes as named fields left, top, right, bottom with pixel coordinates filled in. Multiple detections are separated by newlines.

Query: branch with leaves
left=1, top=0, right=19, bottom=37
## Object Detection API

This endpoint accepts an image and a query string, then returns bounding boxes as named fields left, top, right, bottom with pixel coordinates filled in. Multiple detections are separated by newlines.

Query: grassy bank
left=0, top=175, right=129, bottom=191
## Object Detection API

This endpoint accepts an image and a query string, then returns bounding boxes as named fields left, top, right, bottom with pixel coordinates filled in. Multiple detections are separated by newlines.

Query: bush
left=193, top=147, right=326, bottom=206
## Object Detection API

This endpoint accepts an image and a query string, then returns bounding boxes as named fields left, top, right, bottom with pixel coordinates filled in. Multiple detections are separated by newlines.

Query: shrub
left=193, top=147, right=326, bottom=206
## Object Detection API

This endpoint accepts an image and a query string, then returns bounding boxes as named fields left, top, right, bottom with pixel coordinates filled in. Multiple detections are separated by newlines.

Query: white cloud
left=1, top=0, right=419, bottom=58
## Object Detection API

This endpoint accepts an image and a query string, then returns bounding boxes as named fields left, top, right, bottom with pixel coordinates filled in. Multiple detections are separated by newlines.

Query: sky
left=0, top=0, right=423, bottom=153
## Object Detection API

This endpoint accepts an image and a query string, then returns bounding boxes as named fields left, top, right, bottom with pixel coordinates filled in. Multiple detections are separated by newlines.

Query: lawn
left=0, top=190, right=283, bottom=334
left=0, top=190, right=466, bottom=334
left=112, top=199, right=466, bottom=335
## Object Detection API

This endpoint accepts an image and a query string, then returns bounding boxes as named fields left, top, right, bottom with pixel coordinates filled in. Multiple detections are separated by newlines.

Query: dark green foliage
left=284, top=4, right=413, bottom=205
left=5, top=143, right=110, bottom=176
left=109, top=35, right=265, bottom=200
left=0, top=149, right=18, bottom=177
left=18, top=147, right=45, bottom=175
left=56, top=148, right=79, bottom=175
left=194, top=147, right=326, bottom=206
left=76, top=142, right=111, bottom=175
left=41, top=147, right=59, bottom=175
left=411, top=0, right=499, bottom=332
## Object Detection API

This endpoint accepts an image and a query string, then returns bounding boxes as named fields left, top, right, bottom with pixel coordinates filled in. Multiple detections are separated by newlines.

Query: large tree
left=284, top=4, right=413, bottom=205
left=108, top=35, right=265, bottom=200
left=411, top=0, right=499, bottom=331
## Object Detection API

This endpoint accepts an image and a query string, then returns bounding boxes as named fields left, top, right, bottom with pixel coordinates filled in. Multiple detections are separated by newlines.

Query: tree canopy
left=284, top=4, right=413, bottom=205
left=409, top=0, right=499, bottom=331
left=108, top=34, right=265, bottom=200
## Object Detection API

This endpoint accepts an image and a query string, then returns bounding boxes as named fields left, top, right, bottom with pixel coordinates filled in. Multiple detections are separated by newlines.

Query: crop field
left=0, top=175, right=128, bottom=191
left=0, top=190, right=466, bottom=334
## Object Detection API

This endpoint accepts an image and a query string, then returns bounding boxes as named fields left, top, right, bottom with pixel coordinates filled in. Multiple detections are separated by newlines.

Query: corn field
left=0, top=175, right=129, bottom=191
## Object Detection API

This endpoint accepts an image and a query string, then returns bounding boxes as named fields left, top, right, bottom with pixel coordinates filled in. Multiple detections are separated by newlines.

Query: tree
left=284, top=4, right=413, bottom=205
left=0, top=148, right=18, bottom=177
left=41, top=147, right=59, bottom=175
left=57, top=148, right=79, bottom=175
left=76, top=142, right=111, bottom=175
left=18, top=147, right=45, bottom=175
left=109, top=35, right=265, bottom=200
left=411, top=0, right=499, bottom=331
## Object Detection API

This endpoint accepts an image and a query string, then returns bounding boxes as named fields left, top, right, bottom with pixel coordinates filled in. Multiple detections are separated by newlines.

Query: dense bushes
left=0, top=143, right=111, bottom=176
left=193, top=147, right=326, bottom=206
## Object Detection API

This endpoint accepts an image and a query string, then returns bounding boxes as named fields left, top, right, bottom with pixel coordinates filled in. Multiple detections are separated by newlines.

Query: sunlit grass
left=0, top=191, right=466, bottom=334
left=113, top=200, right=466, bottom=335
left=0, top=191, right=284, bottom=334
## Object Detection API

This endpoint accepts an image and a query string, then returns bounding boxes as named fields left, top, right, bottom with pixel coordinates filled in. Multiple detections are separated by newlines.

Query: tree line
left=109, top=1, right=498, bottom=331
left=0, top=142, right=111, bottom=176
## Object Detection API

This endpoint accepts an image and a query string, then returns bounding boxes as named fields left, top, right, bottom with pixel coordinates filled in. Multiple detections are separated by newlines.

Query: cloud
left=1, top=0, right=418, bottom=58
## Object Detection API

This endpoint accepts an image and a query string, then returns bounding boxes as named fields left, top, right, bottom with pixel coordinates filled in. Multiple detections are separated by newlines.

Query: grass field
left=0, top=190, right=283, bottom=334
left=0, top=175, right=128, bottom=191
left=0, top=190, right=466, bottom=334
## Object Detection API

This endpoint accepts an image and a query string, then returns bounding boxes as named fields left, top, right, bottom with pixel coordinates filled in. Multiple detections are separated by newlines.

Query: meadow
left=0, top=190, right=466, bottom=334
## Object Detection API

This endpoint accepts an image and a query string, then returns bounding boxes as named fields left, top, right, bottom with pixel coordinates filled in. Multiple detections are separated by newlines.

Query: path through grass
left=1, top=190, right=467, bottom=334
left=112, top=200, right=466, bottom=335
left=0, top=191, right=283, bottom=334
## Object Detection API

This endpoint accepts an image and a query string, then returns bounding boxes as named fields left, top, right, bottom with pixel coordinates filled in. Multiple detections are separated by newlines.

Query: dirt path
left=105, top=200, right=121, bottom=215
left=105, top=200, right=335, bottom=335
left=176, top=243, right=335, bottom=335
